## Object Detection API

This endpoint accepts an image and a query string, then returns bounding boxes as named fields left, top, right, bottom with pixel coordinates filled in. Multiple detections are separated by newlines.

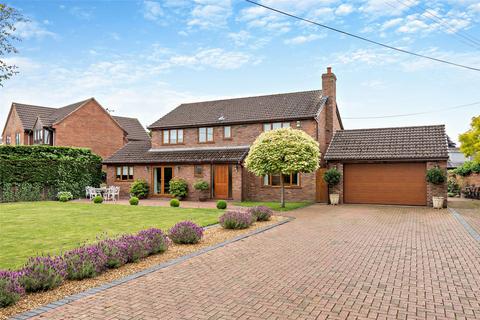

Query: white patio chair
left=85, top=186, right=91, bottom=199
left=103, top=187, right=113, bottom=202
left=111, top=186, right=120, bottom=202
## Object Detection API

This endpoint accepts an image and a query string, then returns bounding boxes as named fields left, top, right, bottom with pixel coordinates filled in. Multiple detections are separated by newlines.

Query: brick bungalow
left=104, top=68, right=448, bottom=206
left=1, top=98, right=149, bottom=158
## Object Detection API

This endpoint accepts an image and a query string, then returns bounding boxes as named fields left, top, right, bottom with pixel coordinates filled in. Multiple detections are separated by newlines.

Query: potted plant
left=426, top=167, right=446, bottom=209
left=193, top=180, right=209, bottom=201
left=323, top=168, right=342, bottom=205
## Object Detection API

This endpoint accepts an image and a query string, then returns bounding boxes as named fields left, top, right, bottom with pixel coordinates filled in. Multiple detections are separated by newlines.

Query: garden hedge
left=0, top=145, right=102, bottom=202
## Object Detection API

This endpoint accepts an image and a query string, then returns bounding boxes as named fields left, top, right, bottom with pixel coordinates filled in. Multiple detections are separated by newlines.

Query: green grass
left=233, top=201, right=313, bottom=211
left=0, top=201, right=222, bottom=269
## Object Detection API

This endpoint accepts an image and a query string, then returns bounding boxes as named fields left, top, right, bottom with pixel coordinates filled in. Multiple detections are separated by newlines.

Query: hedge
left=0, top=146, right=102, bottom=202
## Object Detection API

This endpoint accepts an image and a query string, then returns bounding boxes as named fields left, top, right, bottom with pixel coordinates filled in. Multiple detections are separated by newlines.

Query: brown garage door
left=344, top=163, right=427, bottom=206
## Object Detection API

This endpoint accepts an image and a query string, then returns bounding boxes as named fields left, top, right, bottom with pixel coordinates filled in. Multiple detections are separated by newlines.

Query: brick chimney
left=321, top=67, right=337, bottom=162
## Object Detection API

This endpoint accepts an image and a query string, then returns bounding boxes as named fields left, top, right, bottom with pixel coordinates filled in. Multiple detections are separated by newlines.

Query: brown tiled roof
left=325, top=125, right=448, bottom=161
left=13, top=103, right=55, bottom=129
left=148, top=90, right=327, bottom=129
left=103, top=141, right=249, bottom=164
left=112, top=116, right=150, bottom=141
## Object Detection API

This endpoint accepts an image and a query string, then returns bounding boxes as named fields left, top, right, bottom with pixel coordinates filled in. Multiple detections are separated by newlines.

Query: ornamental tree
left=1, top=4, right=25, bottom=86
left=244, top=128, right=320, bottom=208
left=459, top=115, right=480, bottom=162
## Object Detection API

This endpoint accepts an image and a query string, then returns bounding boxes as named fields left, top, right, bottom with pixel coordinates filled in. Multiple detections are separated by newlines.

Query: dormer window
left=199, top=127, right=214, bottom=143
left=163, top=129, right=183, bottom=145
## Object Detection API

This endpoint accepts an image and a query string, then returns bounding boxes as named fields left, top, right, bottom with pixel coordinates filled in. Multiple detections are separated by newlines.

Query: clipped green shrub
left=216, top=200, right=227, bottom=209
left=170, top=198, right=180, bottom=207
left=193, top=180, right=209, bottom=191
left=452, top=160, right=480, bottom=177
left=57, top=191, right=73, bottom=202
left=129, top=179, right=149, bottom=199
left=59, top=195, right=69, bottom=202
left=169, top=178, right=188, bottom=199
left=129, top=197, right=139, bottom=206
left=323, top=168, right=341, bottom=187
left=93, top=195, right=103, bottom=204
left=426, top=167, right=446, bottom=185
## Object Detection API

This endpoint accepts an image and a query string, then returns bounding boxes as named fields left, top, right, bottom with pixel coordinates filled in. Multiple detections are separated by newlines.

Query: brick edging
left=10, top=217, right=294, bottom=320
left=449, top=208, right=480, bottom=243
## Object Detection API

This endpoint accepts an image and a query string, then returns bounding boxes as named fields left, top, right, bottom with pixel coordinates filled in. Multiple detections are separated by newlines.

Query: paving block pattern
left=29, top=205, right=480, bottom=320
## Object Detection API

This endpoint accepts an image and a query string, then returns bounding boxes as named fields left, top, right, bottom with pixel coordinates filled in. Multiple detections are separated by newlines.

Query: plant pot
left=198, top=191, right=209, bottom=202
left=329, top=193, right=340, bottom=205
left=432, top=196, right=444, bottom=209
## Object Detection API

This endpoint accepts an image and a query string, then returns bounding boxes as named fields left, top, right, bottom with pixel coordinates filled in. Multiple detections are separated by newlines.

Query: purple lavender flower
left=168, top=221, right=203, bottom=244
left=117, top=234, right=150, bottom=262
left=20, top=256, right=67, bottom=292
left=247, top=206, right=273, bottom=222
left=0, top=270, right=25, bottom=307
left=63, top=244, right=108, bottom=280
left=98, top=238, right=129, bottom=269
left=137, top=228, right=170, bottom=254
left=219, top=210, right=254, bottom=229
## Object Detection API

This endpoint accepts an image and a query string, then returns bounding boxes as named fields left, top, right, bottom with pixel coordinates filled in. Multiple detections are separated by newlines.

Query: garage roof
left=325, top=125, right=448, bottom=161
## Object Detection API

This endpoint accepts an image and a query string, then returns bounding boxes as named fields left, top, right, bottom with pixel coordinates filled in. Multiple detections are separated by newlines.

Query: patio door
left=153, top=166, right=174, bottom=196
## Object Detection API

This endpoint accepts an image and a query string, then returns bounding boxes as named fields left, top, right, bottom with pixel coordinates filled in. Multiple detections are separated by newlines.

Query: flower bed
left=0, top=216, right=285, bottom=319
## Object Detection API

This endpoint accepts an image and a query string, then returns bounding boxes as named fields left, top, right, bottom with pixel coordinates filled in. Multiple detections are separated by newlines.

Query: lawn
left=233, top=201, right=312, bottom=211
left=0, top=201, right=222, bottom=269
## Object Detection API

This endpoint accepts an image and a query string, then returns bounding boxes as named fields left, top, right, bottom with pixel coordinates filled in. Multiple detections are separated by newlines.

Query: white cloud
left=284, top=34, right=323, bottom=45
left=143, top=1, right=164, bottom=21
left=360, top=0, right=418, bottom=17
left=69, top=6, right=93, bottom=20
left=381, top=18, right=403, bottom=30
left=228, top=31, right=251, bottom=46
left=335, top=4, right=353, bottom=16
left=168, top=48, right=257, bottom=70
left=188, top=0, right=232, bottom=28
left=14, top=21, right=56, bottom=40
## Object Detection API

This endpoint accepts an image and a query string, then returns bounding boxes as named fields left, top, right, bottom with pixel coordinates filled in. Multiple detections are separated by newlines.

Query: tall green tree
left=459, top=115, right=480, bottom=162
left=0, top=3, right=24, bottom=86
left=244, top=128, right=320, bottom=208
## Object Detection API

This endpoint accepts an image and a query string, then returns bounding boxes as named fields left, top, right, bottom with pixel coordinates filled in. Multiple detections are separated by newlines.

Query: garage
left=324, top=125, right=449, bottom=207
left=343, top=163, right=427, bottom=205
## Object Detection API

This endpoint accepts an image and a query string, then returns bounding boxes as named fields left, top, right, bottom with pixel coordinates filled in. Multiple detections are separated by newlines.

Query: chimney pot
left=327, top=67, right=332, bottom=74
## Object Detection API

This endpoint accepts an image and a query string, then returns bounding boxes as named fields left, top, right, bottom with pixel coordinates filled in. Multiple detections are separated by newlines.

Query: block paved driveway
left=31, top=205, right=480, bottom=320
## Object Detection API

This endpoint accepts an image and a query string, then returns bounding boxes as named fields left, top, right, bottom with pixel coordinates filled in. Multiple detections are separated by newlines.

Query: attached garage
left=324, top=125, right=449, bottom=207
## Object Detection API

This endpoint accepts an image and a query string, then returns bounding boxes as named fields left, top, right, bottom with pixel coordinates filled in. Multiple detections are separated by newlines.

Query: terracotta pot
left=432, top=196, right=444, bottom=209
left=198, top=190, right=209, bottom=202
left=329, top=193, right=340, bottom=205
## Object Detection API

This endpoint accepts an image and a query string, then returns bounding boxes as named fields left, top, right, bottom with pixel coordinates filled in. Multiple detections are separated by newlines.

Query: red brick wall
left=53, top=100, right=126, bottom=158
left=2, top=106, right=25, bottom=145
left=106, top=165, right=150, bottom=197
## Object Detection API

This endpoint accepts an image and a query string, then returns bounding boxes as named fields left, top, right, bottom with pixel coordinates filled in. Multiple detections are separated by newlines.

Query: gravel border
left=449, top=207, right=480, bottom=242
left=10, top=217, right=294, bottom=320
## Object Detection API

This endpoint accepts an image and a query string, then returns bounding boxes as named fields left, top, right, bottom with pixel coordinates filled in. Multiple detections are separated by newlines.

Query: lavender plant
left=118, top=234, right=150, bottom=262
left=219, top=210, right=255, bottom=229
left=248, top=206, right=273, bottom=222
left=0, top=270, right=24, bottom=307
left=168, top=221, right=203, bottom=244
left=137, top=228, right=170, bottom=254
left=20, top=256, right=66, bottom=292
left=63, top=245, right=108, bottom=280
left=98, top=238, right=129, bottom=269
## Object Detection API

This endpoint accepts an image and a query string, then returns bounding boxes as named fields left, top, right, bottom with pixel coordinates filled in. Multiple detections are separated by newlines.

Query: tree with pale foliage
left=459, top=115, right=480, bottom=162
left=1, top=3, right=24, bottom=86
left=244, top=128, right=320, bottom=208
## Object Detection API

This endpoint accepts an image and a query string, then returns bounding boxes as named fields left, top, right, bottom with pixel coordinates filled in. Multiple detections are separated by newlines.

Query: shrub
left=0, top=271, right=24, bottom=308
left=248, top=206, right=273, bottom=221
left=168, top=221, right=203, bottom=244
left=20, top=256, right=66, bottom=292
left=193, top=180, right=209, bottom=191
left=453, top=160, right=480, bottom=176
left=216, top=200, right=227, bottom=209
left=129, top=179, right=149, bottom=199
left=426, top=167, right=446, bottom=185
left=98, top=238, right=128, bottom=269
left=170, top=198, right=180, bottom=207
left=93, top=195, right=103, bottom=204
left=63, top=245, right=108, bottom=280
left=448, top=177, right=460, bottom=196
left=117, top=234, right=149, bottom=262
left=323, top=168, right=341, bottom=187
left=219, top=210, right=255, bottom=229
left=169, top=178, right=188, bottom=199
left=138, top=228, right=170, bottom=254
left=129, top=197, right=139, bottom=206
left=57, top=191, right=73, bottom=201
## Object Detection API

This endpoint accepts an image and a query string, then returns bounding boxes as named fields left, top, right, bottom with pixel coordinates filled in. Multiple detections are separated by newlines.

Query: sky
left=1, top=0, right=480, bottom=143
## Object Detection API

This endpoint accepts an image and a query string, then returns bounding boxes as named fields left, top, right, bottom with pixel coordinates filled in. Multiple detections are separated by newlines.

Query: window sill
left=262, top=185, right=302, bottom=189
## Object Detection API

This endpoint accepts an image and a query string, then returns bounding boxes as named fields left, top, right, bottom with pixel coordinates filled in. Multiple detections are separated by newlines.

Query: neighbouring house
left=447, top=136, right=470, bottom=169
left=324, top=125, right=449, bottom=207
left=103, top=67, right=448, bottom=207
left=1, top=98, right=149, bottom=158
left=104, top=67, right=343, bottom=201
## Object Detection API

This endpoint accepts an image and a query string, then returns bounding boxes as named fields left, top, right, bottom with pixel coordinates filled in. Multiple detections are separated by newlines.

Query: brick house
left=1, top=98, right=149, bottom=158
left=104, top=67, right=343, bottom=201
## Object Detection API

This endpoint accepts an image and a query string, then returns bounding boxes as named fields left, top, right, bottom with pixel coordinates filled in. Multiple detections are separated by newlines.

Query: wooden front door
left=214, top=165, right=229, bottom=199
left=343, top=163, right=427, bottom=206
left=316, top=168, right=328, bottom=203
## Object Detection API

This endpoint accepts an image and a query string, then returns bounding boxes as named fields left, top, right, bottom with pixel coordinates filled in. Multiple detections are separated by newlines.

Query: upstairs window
left=263, top=122, right=290, bottom=131
left=263, top=173, right=300, bottom=187
left=116, top=166, right=134, bottom=181
left=163, top=129, right=183, bottom=144
left=223, top=126, right=231, bottom=139
left=199, top=127, right=214, bottom=143
left=5, top=136, right=11, bottom=145
left=15, top=133, right=21, bottom=145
